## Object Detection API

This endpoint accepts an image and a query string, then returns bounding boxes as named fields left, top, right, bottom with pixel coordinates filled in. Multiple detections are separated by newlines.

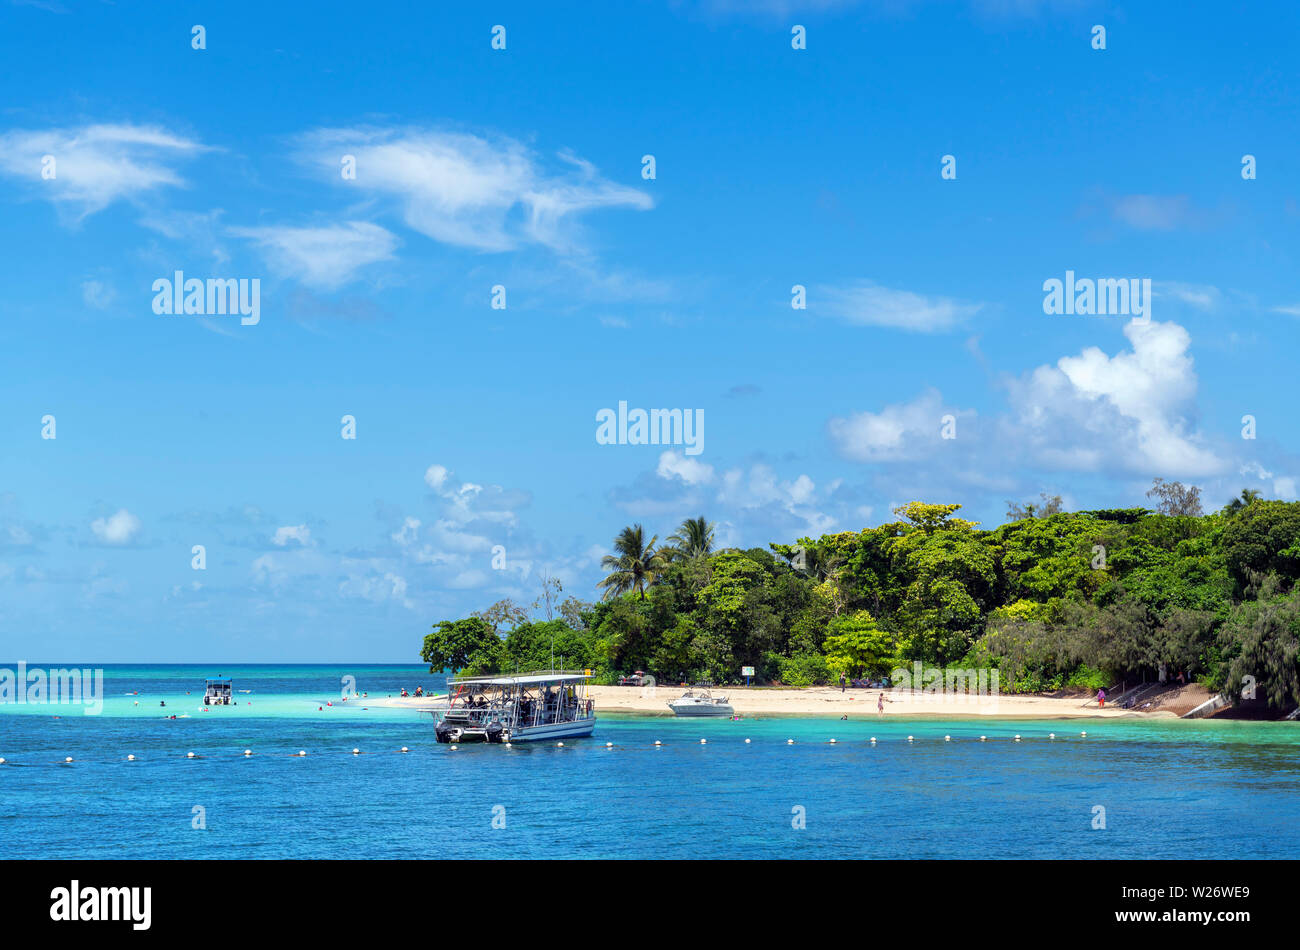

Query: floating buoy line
left=0, top=731, right=1098, bottom=769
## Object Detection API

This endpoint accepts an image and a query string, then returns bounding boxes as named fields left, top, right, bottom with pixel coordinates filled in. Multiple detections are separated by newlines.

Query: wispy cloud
left=0, top=123, right=207, bottom=220
left=818, top=280, right=983, bottom=333
left=293, top=126, right=652, bottom=253
left=230, top=221, right=399, bottom=290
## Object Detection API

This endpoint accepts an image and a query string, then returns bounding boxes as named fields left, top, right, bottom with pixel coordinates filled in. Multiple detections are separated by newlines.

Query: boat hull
left=668, top=703, right=734, bottom=717
left=434, top=716, right=597, bottom=743
left=508, top=718, right=597, bottom=742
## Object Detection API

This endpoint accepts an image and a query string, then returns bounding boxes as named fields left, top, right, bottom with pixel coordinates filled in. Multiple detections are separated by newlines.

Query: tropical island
left=420, top=481, right=1300, bottom=719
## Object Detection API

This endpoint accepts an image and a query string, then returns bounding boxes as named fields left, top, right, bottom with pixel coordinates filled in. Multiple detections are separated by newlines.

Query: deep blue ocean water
left=2, top=664, right=1298, bottom=859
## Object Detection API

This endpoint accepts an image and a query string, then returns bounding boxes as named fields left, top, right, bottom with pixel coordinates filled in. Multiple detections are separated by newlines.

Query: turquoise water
left=2, top=665, right=1298, bottom=858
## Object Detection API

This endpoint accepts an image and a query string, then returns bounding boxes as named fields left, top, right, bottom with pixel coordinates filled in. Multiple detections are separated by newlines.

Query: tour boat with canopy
left=433, top=672, right=596, bottom=744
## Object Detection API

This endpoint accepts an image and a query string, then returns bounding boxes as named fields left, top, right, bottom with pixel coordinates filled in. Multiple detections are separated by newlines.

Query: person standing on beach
left=1097, top=687, right=1106, bottom=708
left=877, top=691, right=884, bottom=716
left=840, top=674, right=846, bottom=693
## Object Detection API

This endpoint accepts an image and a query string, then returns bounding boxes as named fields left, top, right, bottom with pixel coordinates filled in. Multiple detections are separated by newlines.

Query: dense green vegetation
left=421, top=487, right=1300, bottom=712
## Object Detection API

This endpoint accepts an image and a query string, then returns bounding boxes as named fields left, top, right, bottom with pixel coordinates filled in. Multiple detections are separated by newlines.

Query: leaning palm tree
left=666, top=515, right=715, bottom=561
left=598, top=524, right=666, bottom=600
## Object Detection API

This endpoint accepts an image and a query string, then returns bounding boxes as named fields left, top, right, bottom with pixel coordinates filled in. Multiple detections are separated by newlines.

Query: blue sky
left=2, top=0, right=1298, bottom=661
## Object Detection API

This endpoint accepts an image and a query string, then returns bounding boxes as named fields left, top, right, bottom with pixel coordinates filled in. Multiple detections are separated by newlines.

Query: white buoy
left=298, top=750, right=306, bottom=756
left=870, top=737, right=876, bottom=743
left=654, top=740, right=662, bottom=746
left=1049, top=733, right=1056, bottom=739
left=505, top=742, right=511, bottom=748
left=944, top=735, right=951, bottom=742
left=787, top=739, right=794, bottom=745
left=65, top=756, right=73, bottom=763
left=127, top=754, right=136, bottom=761
left=352, top=748, right=360, bottom=755
left=1014, top=735, right=1022, bottom=742
left=606, top=742, right=613, bottom=748
left=243, top=749, right=252, bottom=756
left=1080, top=731, right=1087, bottom=737
left=979, top=735, right=986, bottom=741
left=744, top=738, right=751, bottom=744
left=829, top=738, right=837, bottom=744
left=450, top=744, right=458, bottom=750
left=700, top=738, right=707, bottom=744
left=0, top=757, right=6, bottom=764
left=556, top=742, right=564, bottom=747
left=907, top=735, right=914, bottom=742
left=187, top=752, right=195, bottom=758
left=400, top=747, right=408, bottom=753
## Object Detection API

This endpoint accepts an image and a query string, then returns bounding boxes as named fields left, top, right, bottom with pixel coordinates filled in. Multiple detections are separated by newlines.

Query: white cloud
left=339, top=570, right=413, bottom=609
left=717, top=463, right=836, bottom=534
left=1005, top=318, right=1224, bottom=477
left=424, top=464, right=449, bottom=491
left=657, top=450, right=716, bottom=486
left=0, top=123, right=206, bottom=219
left=818, top=281, right=982, bottom=332
left=424, top=464, right=523, bottom=528
left=294, top=127, right=651, bottom=253
left=90, top=508, right=140, bottom=545
left=230, top=221, right=398, bottom=290
left=1240, top=462, right=1273, bottom=481
left=828, top=388, right=958, bottom=462
left=272, top=524, right=312, bottom=546
left=392, top=517, right=421, bottom=546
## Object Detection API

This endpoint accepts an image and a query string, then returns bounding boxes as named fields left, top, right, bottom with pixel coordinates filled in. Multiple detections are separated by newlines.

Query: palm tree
left=1225, top=488, right=1262, bottom=515
left=666, top=515, right=715, bottom=561
left=597, top=524, right=666, bottom=600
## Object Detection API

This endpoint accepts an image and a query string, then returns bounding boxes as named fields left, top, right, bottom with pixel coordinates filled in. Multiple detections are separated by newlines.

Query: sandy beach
left=366, top=684, right=1174, bottom=719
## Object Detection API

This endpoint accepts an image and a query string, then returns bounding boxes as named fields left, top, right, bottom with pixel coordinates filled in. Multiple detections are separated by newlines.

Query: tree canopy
left=422, top=491, right=1300, bottom=712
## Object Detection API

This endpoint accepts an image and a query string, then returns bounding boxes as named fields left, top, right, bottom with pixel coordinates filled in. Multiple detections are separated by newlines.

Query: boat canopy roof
left=449, top=672, right=591, bottom=686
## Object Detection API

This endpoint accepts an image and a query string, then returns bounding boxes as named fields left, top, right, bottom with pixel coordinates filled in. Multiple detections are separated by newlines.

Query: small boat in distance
left=203, top=678, right=233, bottom=706
left=434, top=672, right=596, bottom=744
left=668, top=683, right=734, bottom=717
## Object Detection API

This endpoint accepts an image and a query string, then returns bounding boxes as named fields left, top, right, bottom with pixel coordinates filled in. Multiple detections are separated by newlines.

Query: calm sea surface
left=2, top=664, right=1298, bottom=859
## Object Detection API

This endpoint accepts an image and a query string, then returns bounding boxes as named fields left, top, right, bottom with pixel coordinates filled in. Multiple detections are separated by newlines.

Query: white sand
left=367, top=684, right=1167, bottom=719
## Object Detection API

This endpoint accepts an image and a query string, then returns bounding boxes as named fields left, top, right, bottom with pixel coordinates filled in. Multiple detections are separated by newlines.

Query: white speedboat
left=203, top=678, right=233, bottom=706
left=434, top=672, right=596, bottom=744
left=668, top=685, right=734, bottom=717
